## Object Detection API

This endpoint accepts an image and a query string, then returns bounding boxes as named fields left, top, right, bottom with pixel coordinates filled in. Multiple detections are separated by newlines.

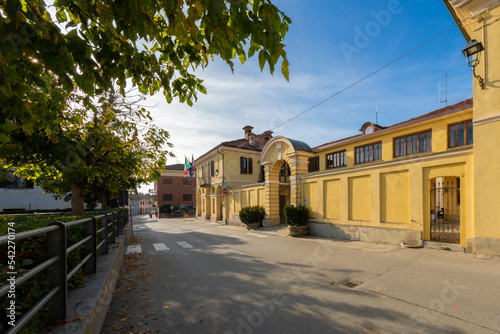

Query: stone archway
left=260, top=136, right=314, bottom=226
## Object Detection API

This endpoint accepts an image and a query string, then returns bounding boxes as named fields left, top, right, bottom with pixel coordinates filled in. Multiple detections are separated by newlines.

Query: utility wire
left=269, top=24, right=458, bottom=132
left=194, top=23, right=460, bottom=158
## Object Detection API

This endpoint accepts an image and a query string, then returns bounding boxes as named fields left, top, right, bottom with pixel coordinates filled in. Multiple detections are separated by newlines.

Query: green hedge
left=0, top=208, right=127, bottom=333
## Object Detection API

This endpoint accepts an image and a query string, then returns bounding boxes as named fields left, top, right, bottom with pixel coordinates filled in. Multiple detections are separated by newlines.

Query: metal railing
left=0, top=211, right=125, bottom=334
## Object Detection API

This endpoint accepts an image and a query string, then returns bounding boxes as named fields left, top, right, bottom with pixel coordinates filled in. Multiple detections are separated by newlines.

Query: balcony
left=199, top=175, right=211, bottom=187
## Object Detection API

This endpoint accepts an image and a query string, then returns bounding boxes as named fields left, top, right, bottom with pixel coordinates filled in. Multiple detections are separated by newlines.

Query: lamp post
left=462, top=39, right=485, bottom=89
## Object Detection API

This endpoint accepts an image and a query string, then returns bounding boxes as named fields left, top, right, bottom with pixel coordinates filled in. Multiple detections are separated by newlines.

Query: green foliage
left=0, top=210, right=125, bottom=333
left=0, top=0, right=290, bottom=142
left=0, top=0, right=290, bottom=214
left=2, top=89, right=173, bottom=214
left=283, top=204, right=309, bottom=227
left=239, top=206, right=266, bottom=225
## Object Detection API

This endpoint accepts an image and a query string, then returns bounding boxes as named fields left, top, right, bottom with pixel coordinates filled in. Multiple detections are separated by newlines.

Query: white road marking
left=153, top=243, right=170, bottom=251
left=177, top=241, right=194, bottom=249
left=249, top=233, right=268, bottom=238
left=126, top=245, right=142, bottom=254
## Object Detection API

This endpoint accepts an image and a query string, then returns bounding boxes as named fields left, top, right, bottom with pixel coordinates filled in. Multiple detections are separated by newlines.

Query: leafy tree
left=6, top=88, right=172, bottom=215
left=0, top=0, right=290, bottom=143
left=0, top=0, right=290, bottom=214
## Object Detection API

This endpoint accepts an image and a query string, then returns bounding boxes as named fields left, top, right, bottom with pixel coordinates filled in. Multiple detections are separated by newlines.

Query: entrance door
left=430, top=179, right=460, bottom=244
left=279, top=195, right=287, bottom=224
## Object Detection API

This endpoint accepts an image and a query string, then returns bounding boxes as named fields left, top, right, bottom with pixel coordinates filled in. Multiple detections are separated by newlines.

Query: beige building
left=195, top=126, right=273, bottom=221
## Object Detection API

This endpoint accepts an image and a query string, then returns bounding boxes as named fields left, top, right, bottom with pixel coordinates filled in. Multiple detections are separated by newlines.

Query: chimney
left=243, top=125, right=254, bottom=140
left=248, top=133, right=256, bottom=146
left=256, top=130, right=273, bottom=147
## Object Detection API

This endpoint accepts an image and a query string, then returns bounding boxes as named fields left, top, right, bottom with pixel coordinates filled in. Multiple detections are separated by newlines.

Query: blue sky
left=141, top=0, right=472, bottom=191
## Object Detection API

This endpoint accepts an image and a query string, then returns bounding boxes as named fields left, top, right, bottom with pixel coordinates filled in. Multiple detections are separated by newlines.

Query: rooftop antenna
left=376, top=107, right=378, bottom=124
left=439, top=73, right=448, bottom=106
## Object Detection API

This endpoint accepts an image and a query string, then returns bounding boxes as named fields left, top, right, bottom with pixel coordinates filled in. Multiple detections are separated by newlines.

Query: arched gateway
left=259, top=136, right=314, bottom=226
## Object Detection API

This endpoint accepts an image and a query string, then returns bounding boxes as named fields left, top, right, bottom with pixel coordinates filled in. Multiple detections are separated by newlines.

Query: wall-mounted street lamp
left=215, top=169, right=219, bottom=177
left=462, top=39, right=485, bottom=89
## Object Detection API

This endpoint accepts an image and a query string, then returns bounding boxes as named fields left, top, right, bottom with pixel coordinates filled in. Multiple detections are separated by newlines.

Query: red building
left=155, top=164, right=196, bottom=208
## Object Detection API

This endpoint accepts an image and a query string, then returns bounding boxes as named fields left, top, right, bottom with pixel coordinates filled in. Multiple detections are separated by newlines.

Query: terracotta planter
left=288, top=225, right=309, bottom=237
left=245, top=223, right=261, bottom=230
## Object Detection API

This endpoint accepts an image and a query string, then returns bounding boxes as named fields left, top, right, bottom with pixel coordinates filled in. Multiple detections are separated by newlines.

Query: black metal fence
left=430, top=182, right=460, bottom=244
left=0, top=211, right=126, bottom=334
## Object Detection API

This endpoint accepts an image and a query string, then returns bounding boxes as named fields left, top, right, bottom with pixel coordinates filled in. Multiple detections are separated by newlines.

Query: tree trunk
left=101, top=193, right=110, bottom=209
left=71, top=182, right=85, bottom=216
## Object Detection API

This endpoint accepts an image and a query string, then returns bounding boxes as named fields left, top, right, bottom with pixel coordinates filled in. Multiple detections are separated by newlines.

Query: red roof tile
left=312, top=98, right=473, bottom=151
left=221, top=138, right=264, bottom=151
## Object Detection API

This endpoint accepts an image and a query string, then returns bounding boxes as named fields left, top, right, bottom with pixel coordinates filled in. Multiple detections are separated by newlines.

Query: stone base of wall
left=469, top=236, right=500, bottom=256
left=210, top=215, right=222, bottom=222
left=227, top=214, right=246, bottom=227
left=309, top=222, right=422, bottom=246
left=263, top=217, right=280, bottom=227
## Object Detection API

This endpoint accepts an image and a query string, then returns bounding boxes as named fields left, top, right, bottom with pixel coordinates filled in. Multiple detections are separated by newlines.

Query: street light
left=462, top=39, right=485, bottom=89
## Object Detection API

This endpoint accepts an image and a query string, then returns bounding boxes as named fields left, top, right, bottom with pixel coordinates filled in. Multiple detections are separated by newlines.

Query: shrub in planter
left=283, top=204, right=309, bottom=226
left=239, top=206, right=266, bottom=229
left=283, top=205, right=309, bottom=236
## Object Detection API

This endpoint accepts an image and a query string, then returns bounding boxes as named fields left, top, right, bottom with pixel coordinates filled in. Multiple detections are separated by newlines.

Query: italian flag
left=184, top=156, right=192, bottom=177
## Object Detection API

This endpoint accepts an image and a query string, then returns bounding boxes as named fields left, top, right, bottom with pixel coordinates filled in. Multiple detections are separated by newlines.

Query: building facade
left=196, top=99, right=500, bottom=255
left=195, top=0, right=500, bottom=256
left=155, top=164, right=196, bottom=208
left=129, top=194, right=155, bottom=215
left=444, top=0, right=500, bottom=255
left=0, top=168, right=72, bottom=212
left=195, top=126, right=273, bottom=221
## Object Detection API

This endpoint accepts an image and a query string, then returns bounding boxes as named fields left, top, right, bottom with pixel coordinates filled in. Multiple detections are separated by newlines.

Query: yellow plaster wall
left=380, top=171, right=409, bottom=223
left=241, top=191, right=248, bottom=208
left=323, top=179, right=341, bottom=220
left=258, top=188, right=265, bottom=207
left=226, top=193, right=234, bottom=219
left=248, top=190, right=256, bottom=206
left=313, top=111, right=473, bottom=176
left=303, top=182, right=318, bottom=218
left=468, top=7, right=500, bottom=239
left=225, top=184, right=267, bottom=220
left=234, top=191, right=240, bottom=213
left=301, top=153, right=472, bottom=242
left=474, top=122, right=500, bottom=238
left=348, top=175, right=371, bottom=221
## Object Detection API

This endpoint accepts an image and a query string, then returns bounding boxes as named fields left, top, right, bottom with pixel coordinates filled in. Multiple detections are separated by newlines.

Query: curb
left=50, top=223, right=132, bottom=334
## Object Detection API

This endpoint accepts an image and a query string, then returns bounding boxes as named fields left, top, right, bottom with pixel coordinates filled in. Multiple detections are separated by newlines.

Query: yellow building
left=195, top=126, right=273, bottom=222
left=196, top=0, right=500, bottom=256
left=197, top=99, right=491, bottom=252
left=444, top=0, right=500, bottom=255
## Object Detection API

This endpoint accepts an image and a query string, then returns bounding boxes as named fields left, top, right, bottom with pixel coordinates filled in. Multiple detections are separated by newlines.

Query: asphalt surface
left=102, top=214, right=500, bottom=334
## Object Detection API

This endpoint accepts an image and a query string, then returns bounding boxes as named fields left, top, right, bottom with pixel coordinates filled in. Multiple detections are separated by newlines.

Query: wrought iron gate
left=430, top=181, right=460, bottom=244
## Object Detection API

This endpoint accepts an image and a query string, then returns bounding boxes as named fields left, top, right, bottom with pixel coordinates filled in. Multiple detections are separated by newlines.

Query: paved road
left=102, top=215, right=500, bottom=334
